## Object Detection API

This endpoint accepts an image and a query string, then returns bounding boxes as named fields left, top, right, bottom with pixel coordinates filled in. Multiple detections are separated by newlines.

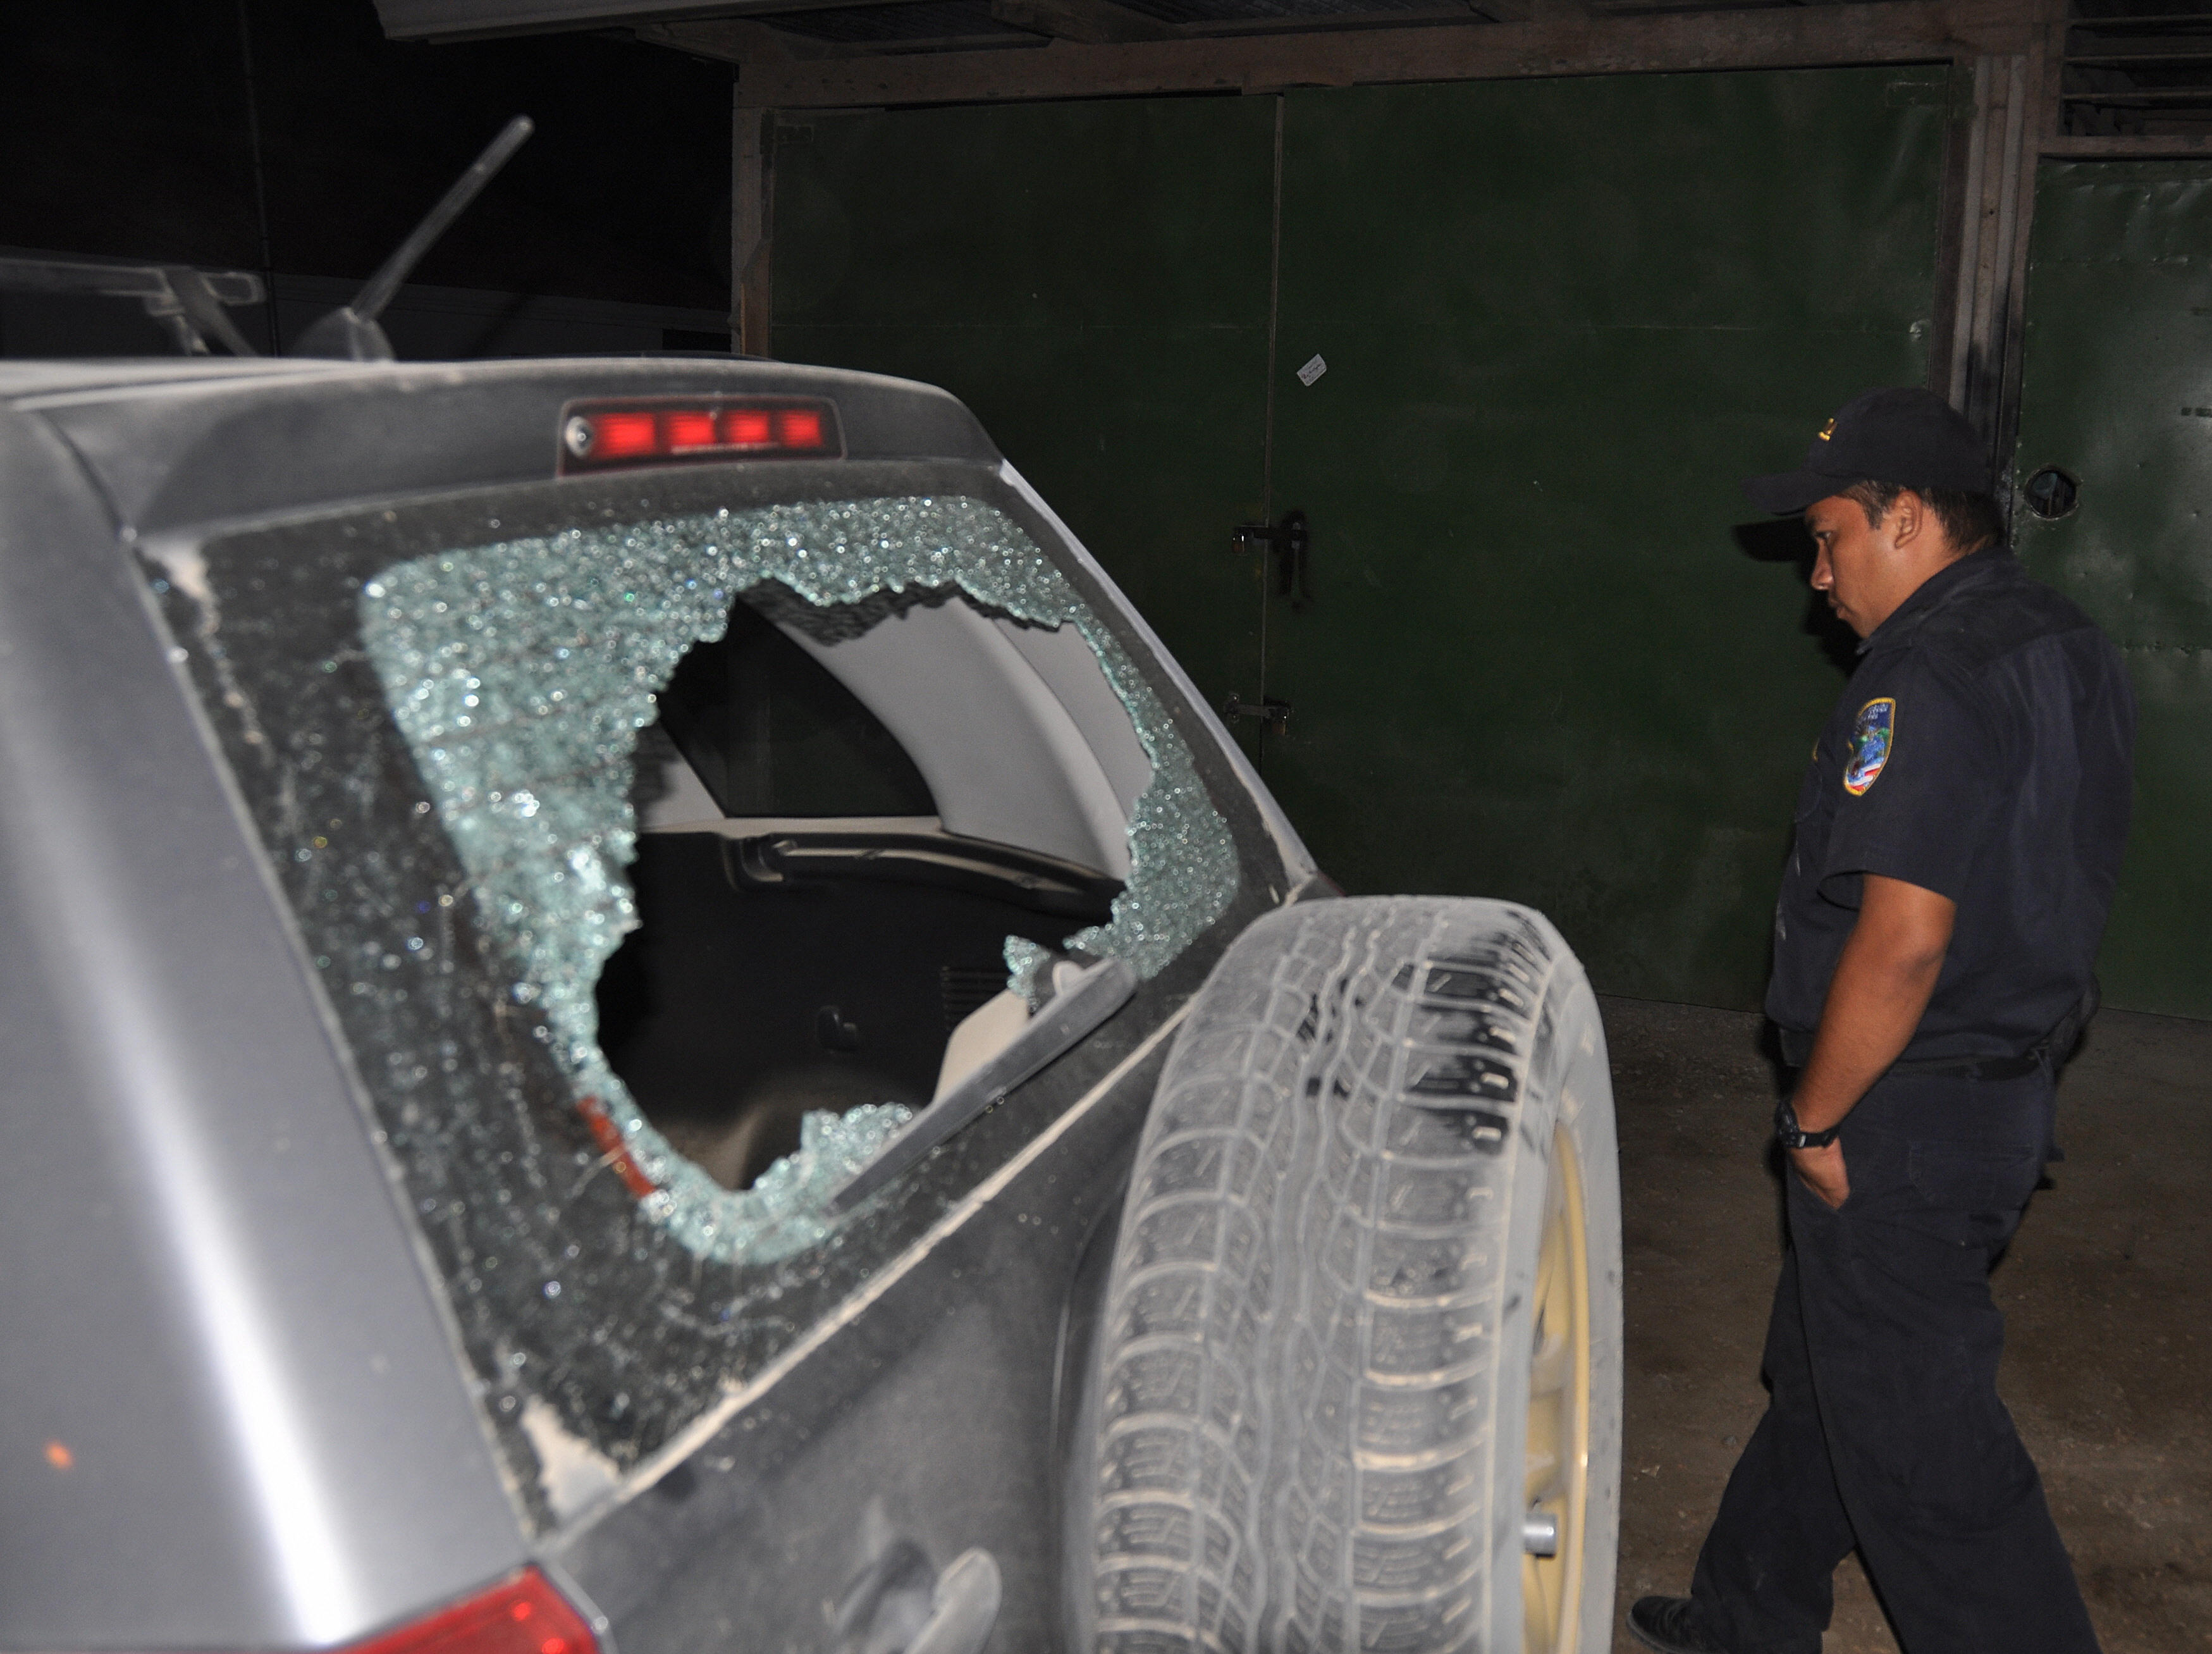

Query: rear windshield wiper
left=725, top=829, right=1122, bottom=923
left=826, top=955, right=1136, bottom=1213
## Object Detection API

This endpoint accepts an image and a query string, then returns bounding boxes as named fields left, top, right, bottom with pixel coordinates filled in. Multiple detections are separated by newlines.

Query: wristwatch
left=1774, top=1098, right=1841, bottom=1151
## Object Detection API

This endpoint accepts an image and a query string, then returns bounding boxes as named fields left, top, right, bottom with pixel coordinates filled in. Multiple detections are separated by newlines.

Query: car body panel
left=544, top=1003, right=1187, bottom=1654
left=0, top=354, right=1309, bottom=1654
left=0, top=404, right=528, bottom=1651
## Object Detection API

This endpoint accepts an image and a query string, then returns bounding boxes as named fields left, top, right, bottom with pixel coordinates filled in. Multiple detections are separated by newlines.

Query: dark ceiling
left=388, top=0, right=1904, bottom=57
left=0, top=1, right=734, bottom=309
left=377, top=0, right=2212, bottom=137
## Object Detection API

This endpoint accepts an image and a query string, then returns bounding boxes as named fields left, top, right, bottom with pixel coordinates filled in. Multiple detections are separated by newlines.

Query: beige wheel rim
left=1522, top=1123, right=1594, bottom=1654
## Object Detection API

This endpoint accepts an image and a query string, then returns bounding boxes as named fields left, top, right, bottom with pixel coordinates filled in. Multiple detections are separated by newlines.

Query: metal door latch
left=1224, top=693, right=1292, bottom=735
left=1231, top=509, right=1312, bottom=606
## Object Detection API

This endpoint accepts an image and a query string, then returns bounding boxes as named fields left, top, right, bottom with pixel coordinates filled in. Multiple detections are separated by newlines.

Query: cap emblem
left=1843, top=698, right=1895, bottom=796
left=1817, top=419, right=1837, bottom=441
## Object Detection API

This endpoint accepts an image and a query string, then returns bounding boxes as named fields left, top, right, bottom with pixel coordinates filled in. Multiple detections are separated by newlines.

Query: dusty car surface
left=0, top=351, right=1622, bottom=1654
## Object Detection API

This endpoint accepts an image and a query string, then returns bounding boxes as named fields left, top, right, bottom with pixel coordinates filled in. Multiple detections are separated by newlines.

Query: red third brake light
left=558, top=397, right=842, bottom=474
left=722, top=407, right=773, bottom=447
left=775, top=407, right=825, bottom=448
left=353, top=1569, right=597, bottom=1654
left=591, top=412, right=658, bottom=459
left=663, top=409, right=718, bottom=450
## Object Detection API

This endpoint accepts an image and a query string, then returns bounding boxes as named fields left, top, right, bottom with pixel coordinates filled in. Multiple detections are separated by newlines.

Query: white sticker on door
left=1296, top=354, right=1327, bottom=386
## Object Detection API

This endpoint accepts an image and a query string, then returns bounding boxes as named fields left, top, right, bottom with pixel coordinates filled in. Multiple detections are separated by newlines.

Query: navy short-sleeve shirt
left=1766, top=548, right=2135, bottom=1063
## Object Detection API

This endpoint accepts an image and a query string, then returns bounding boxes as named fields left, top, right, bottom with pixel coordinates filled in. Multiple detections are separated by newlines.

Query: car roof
left=11, top=355, right=1001, bottom=536
left=0, top=357, right=357, bottom=397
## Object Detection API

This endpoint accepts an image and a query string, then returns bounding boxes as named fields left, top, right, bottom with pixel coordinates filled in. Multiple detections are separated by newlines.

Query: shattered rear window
left=152, top=476, right=1238, bottom=1528
left=360, top=495, right=1232, bottom=1263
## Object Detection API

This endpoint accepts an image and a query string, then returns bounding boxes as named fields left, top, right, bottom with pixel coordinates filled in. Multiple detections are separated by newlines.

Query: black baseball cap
left=1743, top=386, right=1993, bottom=515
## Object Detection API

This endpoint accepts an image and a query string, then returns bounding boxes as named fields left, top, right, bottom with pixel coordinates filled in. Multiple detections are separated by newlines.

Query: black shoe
left=1626, top=1595, right=1730, bottom=1654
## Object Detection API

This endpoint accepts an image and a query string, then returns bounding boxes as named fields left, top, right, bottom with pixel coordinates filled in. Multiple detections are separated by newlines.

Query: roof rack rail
left=0, top=257, right=264, bottom=357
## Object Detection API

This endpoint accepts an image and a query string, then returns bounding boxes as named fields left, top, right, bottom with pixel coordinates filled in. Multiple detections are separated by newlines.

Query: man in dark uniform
left=1628, top=388, right=2134, bottom=1654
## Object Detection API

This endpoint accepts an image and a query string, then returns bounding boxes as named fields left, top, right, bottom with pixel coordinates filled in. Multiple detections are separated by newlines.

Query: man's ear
left=1886, top=488, right=1927, bottom=550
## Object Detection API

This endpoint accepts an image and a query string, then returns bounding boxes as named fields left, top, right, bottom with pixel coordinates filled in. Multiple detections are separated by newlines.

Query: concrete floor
left=1602, top=996, right=2212, bottom=1653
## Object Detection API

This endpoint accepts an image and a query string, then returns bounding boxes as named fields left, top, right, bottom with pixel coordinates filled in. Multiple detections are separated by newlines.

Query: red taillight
left=591, top=412, right=658, bottom=459
left=663, top=409, right=718, bottom=450
left=775, top=407, right=825, bottom=448
left=559, top=398, right=841, bottom=473
left=722, top=407, right=773, bottom=447
left=352, top=1570, right=597, bottom=1654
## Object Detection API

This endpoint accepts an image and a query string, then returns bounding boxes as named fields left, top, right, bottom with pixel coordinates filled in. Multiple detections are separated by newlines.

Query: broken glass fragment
left=361, top=497, right=1237, bottom=1264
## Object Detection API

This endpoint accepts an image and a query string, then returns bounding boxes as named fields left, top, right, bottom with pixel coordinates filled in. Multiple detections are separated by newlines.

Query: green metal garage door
left=2013, top=161, right=2212, bottom=1021
left=1259, top=70, right=1948, bottom=1008
left=773, top=97, right=1277, bottom=764
left=774, top=68, right=1951, bottom=1009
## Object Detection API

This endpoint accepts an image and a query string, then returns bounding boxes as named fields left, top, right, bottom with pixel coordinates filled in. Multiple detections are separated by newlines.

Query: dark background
left=1, top=1, right=734, bottom=333
left=3, top=4, right=2203, bottom=1021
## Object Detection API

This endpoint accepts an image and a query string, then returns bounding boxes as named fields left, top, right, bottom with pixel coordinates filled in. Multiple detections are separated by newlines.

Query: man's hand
left=1790, top=873, right=1957, bottom=1202
left=1788, top=1141, right=1850, bottom=1209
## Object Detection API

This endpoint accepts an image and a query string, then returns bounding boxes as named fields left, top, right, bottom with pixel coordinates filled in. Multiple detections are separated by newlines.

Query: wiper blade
left=826, top=956, right=1138, bottom=1214
left=0, top=257, right=262, bottom=357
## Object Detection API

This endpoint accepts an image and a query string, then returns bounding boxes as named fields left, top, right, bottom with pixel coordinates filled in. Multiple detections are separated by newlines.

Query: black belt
left=1776, top=979, right=2099, bottom=1083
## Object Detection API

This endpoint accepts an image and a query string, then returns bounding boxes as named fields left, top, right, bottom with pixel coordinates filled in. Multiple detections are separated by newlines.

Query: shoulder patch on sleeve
left=1843, top=697, right=1895, bottom=796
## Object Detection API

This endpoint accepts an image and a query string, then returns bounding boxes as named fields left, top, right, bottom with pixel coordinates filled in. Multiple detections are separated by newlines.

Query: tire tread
left=1092, top=899, right=1587, bottom=1653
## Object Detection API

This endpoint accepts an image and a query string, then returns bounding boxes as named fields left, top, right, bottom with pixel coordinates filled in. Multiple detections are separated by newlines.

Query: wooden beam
left=1985, top=0, right=2061, bottom=495
left=1965, top=51, right=2028, bottom=446
left=735, top=0, right=2034, bottom=109
left=2030, top=0, right=2064, bottom=145
left=1927, top=56, right=1977, bottom=407
left=646, top=18, right=838, bottom=62
left=1173, top=5, right=1502, bottom=39
left=648, top=0, right=1510, bottom=61
left=734, top=104, right=773, bottom=354
left=380, top=0, right=825, bottom=37
left=990, top=0, right=1181, bottom=44
left=2042, top=132, right=2212, bottom=156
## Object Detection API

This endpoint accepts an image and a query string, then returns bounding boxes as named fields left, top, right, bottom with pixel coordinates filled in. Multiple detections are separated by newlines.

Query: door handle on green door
left=1231, top=509, right=1311, bottom=606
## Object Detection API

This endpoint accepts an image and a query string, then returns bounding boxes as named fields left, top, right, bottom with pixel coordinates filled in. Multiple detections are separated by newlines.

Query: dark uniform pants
left=1688, top=1070, right=2101, bottom=1654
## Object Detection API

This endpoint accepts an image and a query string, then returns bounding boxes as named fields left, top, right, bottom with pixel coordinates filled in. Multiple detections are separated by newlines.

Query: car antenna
left=292, top=115, right=534, bottom=361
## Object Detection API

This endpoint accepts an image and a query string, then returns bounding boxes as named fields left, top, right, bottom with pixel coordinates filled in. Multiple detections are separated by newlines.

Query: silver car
left=0, top=351, right=1621, bottom=1654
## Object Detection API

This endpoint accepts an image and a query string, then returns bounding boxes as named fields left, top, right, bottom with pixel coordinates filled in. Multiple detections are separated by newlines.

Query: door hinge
left=1224, top=693, right=1292, bottom=736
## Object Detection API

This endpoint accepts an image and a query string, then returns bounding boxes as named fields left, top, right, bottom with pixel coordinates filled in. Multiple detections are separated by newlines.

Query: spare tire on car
left=1080, top=897, right=1623, bottom=1654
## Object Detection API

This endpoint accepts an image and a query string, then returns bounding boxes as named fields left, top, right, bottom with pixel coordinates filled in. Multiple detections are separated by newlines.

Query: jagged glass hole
left=362, top=496, right=1238, bottom=1264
